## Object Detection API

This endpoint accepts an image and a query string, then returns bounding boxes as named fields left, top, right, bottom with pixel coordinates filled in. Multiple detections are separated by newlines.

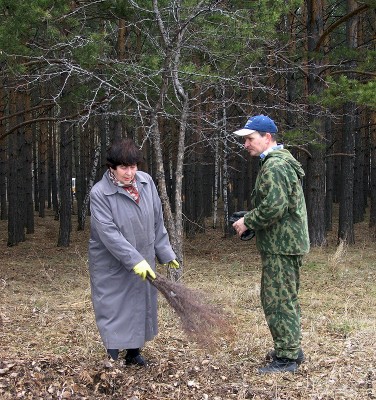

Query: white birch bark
left=79, top=145, right=100, bottom=231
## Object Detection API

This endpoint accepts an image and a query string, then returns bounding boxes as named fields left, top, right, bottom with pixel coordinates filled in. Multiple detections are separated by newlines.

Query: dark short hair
left=106, top=138, right=143, bottom=169
left=258, top=131, right=277, bottom=140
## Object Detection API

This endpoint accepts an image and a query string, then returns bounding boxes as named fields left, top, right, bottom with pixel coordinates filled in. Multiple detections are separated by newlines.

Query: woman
left=89, top=138, right=178, bottom=365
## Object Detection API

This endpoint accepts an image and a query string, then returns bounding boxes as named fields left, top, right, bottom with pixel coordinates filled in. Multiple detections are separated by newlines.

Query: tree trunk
left=57, top=121, right=72, bottom=247
left=0, top=139, right=7, bottom=220
left=369, top=111, right=376, bottom=235
left=212, top=133, right=219, bottom=229
left=338, top=105, right=355, bottom=243
left=223, top=144, right=233, bottom=239
left=353, top=111, right=365, bottom=223
left=325, top=118, right=334, bottom=231
left=0, top=83, right=7, bottom=220
left=23, top=90, right=34, bottom=234
left=37, top=90, right=47, bottom=217
left=7, top=90, right=25, bottom=246
left=305, top=0, right=327, bottom=246
left=78, top=145, right=101, bottom=231
left=338, top=0, right=359, bottom=244
left=48, top=126, right=59, bottom=217
left=222, top=91, right=233, bottom=238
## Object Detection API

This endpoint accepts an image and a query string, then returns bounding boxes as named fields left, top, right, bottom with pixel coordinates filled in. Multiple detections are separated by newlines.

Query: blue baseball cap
left=234, top=114, right=278, bottom=136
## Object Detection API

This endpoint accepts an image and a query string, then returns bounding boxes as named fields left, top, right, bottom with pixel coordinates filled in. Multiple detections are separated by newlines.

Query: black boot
left=258, top=357, right=298, bottom=374
left=266, top=348, right=305, bottom=365
left=125, top=348, right=146, bottom=366
left=107, top=349, right=119, bottom=360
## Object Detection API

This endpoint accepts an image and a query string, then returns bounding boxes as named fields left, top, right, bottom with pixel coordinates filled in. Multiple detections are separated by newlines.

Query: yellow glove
left=165, top=259, right=180, bottom=269
left=133, top=260, right=156, bottom=280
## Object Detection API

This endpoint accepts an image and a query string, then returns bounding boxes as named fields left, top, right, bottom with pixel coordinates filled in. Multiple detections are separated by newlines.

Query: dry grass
left=1, top=212, right=376, bottom=399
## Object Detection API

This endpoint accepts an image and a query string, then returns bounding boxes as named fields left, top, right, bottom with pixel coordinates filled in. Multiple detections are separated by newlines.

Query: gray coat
left=88, top=170, right=176, bottom=350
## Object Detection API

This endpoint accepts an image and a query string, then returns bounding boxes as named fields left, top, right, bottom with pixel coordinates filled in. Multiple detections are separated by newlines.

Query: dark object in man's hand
left=229, top=211, right=255, bottom=241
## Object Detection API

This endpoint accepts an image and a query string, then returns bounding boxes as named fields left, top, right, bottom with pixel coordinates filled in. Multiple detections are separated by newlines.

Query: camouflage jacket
left=244, top=149, right=310, bottom=255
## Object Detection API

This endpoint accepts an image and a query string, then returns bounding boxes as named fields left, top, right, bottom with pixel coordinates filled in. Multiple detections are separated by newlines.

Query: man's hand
left=229, top=210, right=248, bottom=224
left=232, top=217, right=248, bottom=237
left=230, top=211, right=255, bottom=241
left=133, top=260, right=156, bottom=280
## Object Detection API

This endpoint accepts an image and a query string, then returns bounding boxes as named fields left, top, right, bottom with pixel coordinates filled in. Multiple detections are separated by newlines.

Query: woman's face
left=112, top=164, right=138, bottom=184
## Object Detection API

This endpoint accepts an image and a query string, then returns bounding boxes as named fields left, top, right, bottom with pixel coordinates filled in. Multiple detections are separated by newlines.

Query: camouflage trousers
left=260, top=253, right=302, bottom=360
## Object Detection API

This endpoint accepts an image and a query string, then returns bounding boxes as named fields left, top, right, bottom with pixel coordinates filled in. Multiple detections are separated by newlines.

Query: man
left=232, top=115, right=310, bottom=373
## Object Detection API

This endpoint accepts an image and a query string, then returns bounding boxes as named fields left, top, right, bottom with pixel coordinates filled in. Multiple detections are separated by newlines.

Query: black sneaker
left=258, top=357, right=298, bottom=374
left=125, top=354, right=146, bottom=366
left=266, top=348, right=305, bottom=365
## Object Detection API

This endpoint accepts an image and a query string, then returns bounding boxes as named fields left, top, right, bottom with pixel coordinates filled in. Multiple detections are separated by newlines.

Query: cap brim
left=233, top=128, right=258, bottom=136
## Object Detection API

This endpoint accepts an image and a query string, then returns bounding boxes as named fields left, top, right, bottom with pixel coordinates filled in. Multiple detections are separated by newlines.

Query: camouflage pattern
left=244, top=149, right=310, bottom=255
left=243, top=149, right=309, bottom=360
left=261, top=253, right=302, bottom=359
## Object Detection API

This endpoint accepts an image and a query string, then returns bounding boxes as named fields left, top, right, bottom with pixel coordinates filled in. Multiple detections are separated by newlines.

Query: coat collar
left=259, top=144, right=284, bottom=160
left=102, top=170, right=148, bottom=196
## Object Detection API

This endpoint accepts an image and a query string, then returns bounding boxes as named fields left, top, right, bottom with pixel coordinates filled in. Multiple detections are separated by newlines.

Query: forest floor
left=1, top=211, right=376, bottom=400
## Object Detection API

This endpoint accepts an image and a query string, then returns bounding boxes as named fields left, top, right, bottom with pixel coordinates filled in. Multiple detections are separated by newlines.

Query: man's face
left=243, top=132, right=272, bottom=157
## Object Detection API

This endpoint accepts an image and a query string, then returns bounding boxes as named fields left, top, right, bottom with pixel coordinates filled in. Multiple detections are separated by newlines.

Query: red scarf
left=108, top=170, right=140, bottom=204
left=123, top=183, right=140, bottom=204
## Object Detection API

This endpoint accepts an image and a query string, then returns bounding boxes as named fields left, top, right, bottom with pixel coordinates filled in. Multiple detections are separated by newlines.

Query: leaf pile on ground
left=1, top=213, right=376, bottom=399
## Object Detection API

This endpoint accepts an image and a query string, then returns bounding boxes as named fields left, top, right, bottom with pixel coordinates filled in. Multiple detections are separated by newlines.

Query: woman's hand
left=133, top=260, right=156, bottom=280
left=166, top=259, right=180, bottom=269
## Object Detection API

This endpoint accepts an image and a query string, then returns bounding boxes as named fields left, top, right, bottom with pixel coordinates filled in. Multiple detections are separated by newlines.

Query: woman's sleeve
left=90, top=188, right=144, bottom=270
